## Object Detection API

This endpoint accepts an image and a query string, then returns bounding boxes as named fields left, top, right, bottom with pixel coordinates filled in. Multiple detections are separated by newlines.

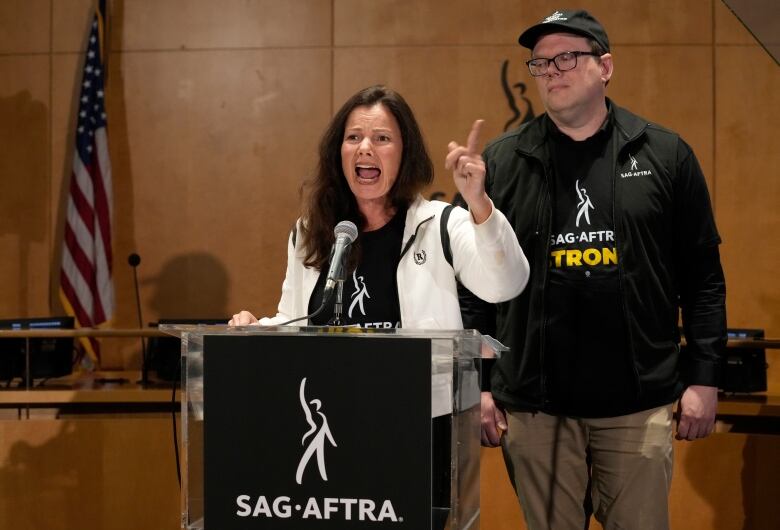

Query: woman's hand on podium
left=228, top=311, right=259, bottom=326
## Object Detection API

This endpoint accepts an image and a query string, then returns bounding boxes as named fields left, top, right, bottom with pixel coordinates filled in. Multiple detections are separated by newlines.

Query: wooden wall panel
left=715, top=0, right=757, bottom=44
left=110, top=0, right=332, bottom=50
left=0, top=0, right=50, bottom=54
left=334, top=0, right=712, bottom=46
left=334, top=0, right=523, bottom=46
left=715, top=46, right=780, bottom=333
left=480, top=447, right=526, bottom=529
left=51, top=0, right=94, bottom=53
left=0, top=56, right=52, bottom=318
left=671, top=432, right=780, bottom=529
left=592, top=0, right=712, bottom=45
left=106, top=48, right=331, bottom=340
left=0, top=418, right=180, bottom=530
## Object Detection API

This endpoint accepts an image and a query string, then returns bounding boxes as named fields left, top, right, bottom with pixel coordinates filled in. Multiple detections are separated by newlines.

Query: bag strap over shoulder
left=440, top=202, right=497, bottom=339
left=440, top=204, right=455, bottom=268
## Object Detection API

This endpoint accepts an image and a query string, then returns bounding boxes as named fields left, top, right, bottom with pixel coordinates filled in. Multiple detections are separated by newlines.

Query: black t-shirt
left=543, top=113, right=638, bottom=417
left=309, top=209, right=405, bottom=328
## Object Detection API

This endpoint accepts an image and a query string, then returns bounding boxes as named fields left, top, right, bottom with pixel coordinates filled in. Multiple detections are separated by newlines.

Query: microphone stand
left=128, top=253, right=149, bottom=387
left=328, top=279, right=346, bottom=326
left=135, top=282, right=150, bottom=387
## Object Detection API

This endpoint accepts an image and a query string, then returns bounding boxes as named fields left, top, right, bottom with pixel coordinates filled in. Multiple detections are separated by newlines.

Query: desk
left=0, top=370, right=180, bottom=419
left=0, top=328, right=180, bottom=530
left=0, top=327, right=166, bottom=392
left=0, top=371, right=181, bottom=530
left=718, top=393, right=780, bottom=419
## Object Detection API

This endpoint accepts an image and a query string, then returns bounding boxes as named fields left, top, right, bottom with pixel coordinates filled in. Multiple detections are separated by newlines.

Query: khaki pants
left=500, top=405, right=674, bottom=530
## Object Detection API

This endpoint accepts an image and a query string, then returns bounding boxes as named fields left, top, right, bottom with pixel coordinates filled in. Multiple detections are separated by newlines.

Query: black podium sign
left=203, top=334, right=433, bottom=529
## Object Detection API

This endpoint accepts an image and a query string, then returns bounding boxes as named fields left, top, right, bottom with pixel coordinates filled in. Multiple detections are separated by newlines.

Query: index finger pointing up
left=466, top=119, right=485, bottom=155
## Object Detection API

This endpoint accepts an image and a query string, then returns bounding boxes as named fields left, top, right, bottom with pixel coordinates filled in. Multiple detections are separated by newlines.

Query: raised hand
left=445, top=119, right=491, bottom=223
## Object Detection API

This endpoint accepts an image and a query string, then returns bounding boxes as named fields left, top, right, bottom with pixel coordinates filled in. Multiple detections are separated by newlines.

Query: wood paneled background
left=0, top=0, right=777, bottom=368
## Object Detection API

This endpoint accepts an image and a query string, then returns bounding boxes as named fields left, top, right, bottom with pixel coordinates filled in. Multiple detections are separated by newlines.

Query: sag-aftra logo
left=235, top=495, right=400, bottom=522
left=620, top=153, right=653, bottom=178
left=233, top=377, right=402, bottom=523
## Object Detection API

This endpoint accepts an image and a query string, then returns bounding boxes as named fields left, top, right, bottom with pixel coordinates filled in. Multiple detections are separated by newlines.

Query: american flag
left=59, top=0, right=113, bottom=363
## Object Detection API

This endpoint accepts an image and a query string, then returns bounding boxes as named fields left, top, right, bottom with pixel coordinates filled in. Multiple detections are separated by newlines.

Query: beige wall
left=0, top=0, right=777, bottom=367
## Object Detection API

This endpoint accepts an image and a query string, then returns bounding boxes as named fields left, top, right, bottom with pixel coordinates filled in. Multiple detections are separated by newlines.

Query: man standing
left=448, top=9, right=726, bottom=530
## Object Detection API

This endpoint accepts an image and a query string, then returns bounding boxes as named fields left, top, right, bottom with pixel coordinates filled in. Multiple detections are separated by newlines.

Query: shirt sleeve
left=674, top=140, right=727, bottom=386
left=447, top=200, right=530, bottom=304
left=259, top=227, right=299, bottom=326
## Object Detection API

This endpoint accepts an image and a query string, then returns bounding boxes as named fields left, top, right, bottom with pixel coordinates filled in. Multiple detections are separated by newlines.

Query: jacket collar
left=514, top=99, right=648, bottom=158
left=400, top=195, right=437, bottom=258
left=406, top=194, right=432, bottom=220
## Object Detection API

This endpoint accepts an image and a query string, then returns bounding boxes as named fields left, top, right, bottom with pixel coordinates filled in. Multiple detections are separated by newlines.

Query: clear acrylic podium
left=162, top=325, right=482, bottom=530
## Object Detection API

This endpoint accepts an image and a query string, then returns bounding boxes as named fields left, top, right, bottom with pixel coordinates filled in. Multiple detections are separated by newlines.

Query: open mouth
left=356, top=165, right=381, bottom=182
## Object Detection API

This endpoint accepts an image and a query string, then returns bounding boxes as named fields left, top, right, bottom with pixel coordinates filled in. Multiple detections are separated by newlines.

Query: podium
left=162, top=325, right=483, bottom=530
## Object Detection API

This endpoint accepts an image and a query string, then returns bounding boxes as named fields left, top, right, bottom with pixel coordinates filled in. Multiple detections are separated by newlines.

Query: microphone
left=323, top=221, right=358, bottom=301
left=128, top=253, right=148, bottom=386
left=128, top=253, right=143, bottom=328
left=275, top=221, right=358, bottom=327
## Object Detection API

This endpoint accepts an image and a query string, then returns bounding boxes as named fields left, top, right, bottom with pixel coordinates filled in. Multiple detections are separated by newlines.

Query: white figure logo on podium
left=295, top=377, right=338, bottom=485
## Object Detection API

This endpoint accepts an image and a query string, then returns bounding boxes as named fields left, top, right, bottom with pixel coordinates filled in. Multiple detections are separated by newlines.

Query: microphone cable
left=276, top=298, right=329, bottom=327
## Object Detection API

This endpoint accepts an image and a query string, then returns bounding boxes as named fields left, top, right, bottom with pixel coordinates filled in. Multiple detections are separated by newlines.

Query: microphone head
left=128, top=253, right=141, bottom=267
left=334, top=221, right=358, bottom=244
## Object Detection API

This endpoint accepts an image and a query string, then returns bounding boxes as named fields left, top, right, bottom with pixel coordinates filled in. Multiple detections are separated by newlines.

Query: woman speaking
left=229, top=85, right=528, bottom=328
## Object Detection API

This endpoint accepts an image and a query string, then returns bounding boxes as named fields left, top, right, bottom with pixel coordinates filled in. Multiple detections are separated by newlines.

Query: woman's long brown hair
left=298, top=85, right=433, bottom=270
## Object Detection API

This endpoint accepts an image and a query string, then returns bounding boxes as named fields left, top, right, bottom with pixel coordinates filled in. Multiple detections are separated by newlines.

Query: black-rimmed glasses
left=525, top=51, right=602, bottom=77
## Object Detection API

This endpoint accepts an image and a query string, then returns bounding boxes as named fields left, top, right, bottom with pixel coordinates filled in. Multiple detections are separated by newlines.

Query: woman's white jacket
left=260, top=196, right=529, bottom=329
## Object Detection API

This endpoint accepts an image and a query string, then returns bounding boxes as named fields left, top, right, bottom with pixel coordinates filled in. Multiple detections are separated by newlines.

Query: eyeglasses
left=525, top=51, right=602, bottom=77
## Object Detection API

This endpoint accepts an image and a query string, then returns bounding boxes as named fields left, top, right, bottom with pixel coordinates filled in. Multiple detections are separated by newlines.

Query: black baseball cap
left=518, top=9, right=610, bottom=52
